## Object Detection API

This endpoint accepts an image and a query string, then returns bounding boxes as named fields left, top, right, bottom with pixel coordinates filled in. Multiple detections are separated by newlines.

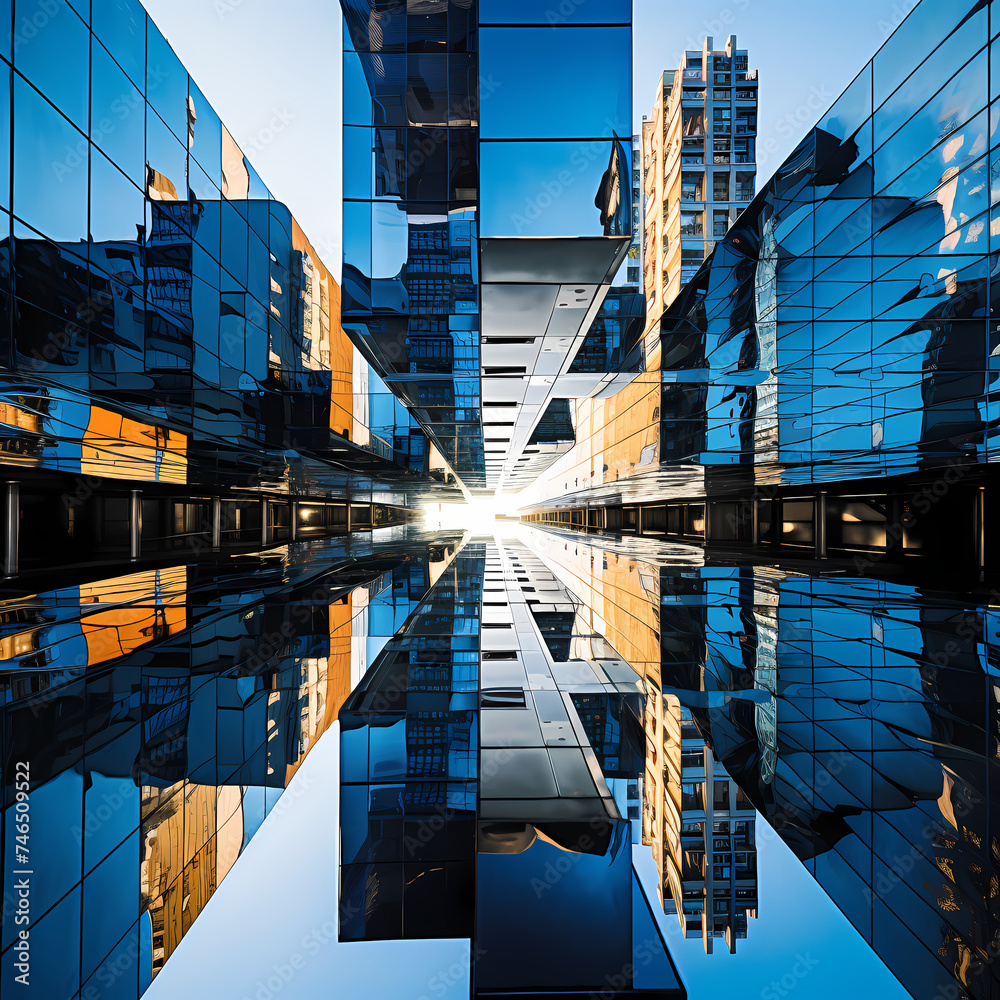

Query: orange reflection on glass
left=81, top=405, right=188, bottom=483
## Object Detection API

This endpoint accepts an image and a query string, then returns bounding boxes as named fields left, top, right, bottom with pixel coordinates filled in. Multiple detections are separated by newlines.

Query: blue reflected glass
left=91, top=38, right=145, bottom=187
left=480, top=28, right=630, bottom=139
left=0, top=63, right=9, bottom=210
left=146, top=107, right=188, bottom=202
left=479, top=0, right=630, bottom=22
left=372, top=200, right=408, bottom=279
left=345, top=125, right=373, bottom=200
left=818, top=63, right=872, bottom=145
left=189, top=79, right=222, bottom=188
left=90, top=146, right=143, bottom=244
left=2, top=887, right=80, bottom=998
left=82, top=922, right=139, bottom=1000
left=878, top=110, right=985, bottom=200
left=147, top=22, right=189, bottom=144
left=92, top=0, right=145, bottom=90
left=248, top=228, right=269, bottom=305
left=481, top=139, right=630, bottom=238
left=873, top=9, right=987, bottom=150
left=873, top=0, right=985, bottom=108
left=221, top=200, right=249, bottom=289
left=344, top=48, right=373, bottom=127
left=1, top=0, right=9, bottom=63
left=12, top=75, right=87, bottom=241
left=873, top=54, right=987, bottom=191
left=81, top=834, right=139, bottom=981
left=191, top=274, right=220, bottom=382
left=13, top=0, right=88, bottom=130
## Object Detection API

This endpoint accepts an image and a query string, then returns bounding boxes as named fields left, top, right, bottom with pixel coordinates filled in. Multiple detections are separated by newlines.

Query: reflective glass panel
left=12, top=75, right=87, bottom=241
left=479, top=0, right=631, bottom=22
left=91, top=0, right=145, bottom=90
left=90, top=145, right=144, bottom=244
left=13, top=0, right=89, bottom=130
left=479, top=27, right=630, bottom=139
left=0, top=64, right=8, bottom=210
left=189, top=79, right=223, bottom=188
left=480, top=139, right=631, bottom=238
left=147, top=21, right=189, bottom=144
left=91, top=37, right=145, bottom=187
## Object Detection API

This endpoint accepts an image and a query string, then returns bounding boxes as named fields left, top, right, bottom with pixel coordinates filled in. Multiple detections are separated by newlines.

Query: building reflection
left=520, top=522, right=1000, bottom=1000
left=0, top=528, right=461, bottom=1000
left=337, top=534, right=687, bottom=997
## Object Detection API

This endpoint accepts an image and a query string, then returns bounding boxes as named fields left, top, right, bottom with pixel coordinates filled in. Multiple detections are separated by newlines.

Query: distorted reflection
left=0, top=527, right=461, bottom=999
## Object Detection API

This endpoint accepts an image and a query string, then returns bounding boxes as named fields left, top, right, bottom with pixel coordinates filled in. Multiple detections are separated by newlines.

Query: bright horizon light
left=424, top=498, right=518, bottom=533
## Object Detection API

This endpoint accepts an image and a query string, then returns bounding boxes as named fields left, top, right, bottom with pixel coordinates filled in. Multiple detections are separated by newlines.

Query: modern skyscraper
left=644, top=36, right=758, bottom=325
left=340, top=0, right=644, bottom=498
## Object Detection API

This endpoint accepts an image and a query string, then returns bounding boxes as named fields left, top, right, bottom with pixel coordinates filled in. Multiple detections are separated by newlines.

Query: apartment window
left=713, top=173, right=731, bottom=201
left=714, top=210, right=729, bottom=237
left=713, top=107, right=731, bottom=120
left=627, top=266, right=640, bottom=283
left=713, top=89, right=731, bottom=100
left=713, top=782, right=730, bottom=809
left=680, top=211, right=703, bottom=236
left=683, top=111, right=704, bottom=137
left=681, top=173, right=702, bottom=201
left=714, top=73, right=730, bottom=84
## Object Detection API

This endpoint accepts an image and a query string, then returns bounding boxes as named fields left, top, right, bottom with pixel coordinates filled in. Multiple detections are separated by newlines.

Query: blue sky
left=635, top=823, right=911, bottom=1000
left=144, top=0, right=920, bottom=275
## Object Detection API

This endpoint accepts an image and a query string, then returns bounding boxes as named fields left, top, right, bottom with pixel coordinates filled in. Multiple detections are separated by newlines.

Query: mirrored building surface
left=340, top=0, right=644, bottom=497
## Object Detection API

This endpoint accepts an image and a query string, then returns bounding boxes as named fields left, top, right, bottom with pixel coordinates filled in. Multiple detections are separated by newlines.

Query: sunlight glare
left=424, top=498, right=514, bottom=532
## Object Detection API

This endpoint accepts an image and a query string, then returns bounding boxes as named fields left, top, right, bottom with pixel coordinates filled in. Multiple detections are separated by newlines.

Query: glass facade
left=340, top=0, right=643, bottom=497
left=0, top=0, right=448, bottom=530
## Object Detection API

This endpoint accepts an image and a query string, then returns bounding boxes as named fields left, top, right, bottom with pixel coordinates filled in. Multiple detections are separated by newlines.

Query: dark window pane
left=0, top=63, right=8, bottom=210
